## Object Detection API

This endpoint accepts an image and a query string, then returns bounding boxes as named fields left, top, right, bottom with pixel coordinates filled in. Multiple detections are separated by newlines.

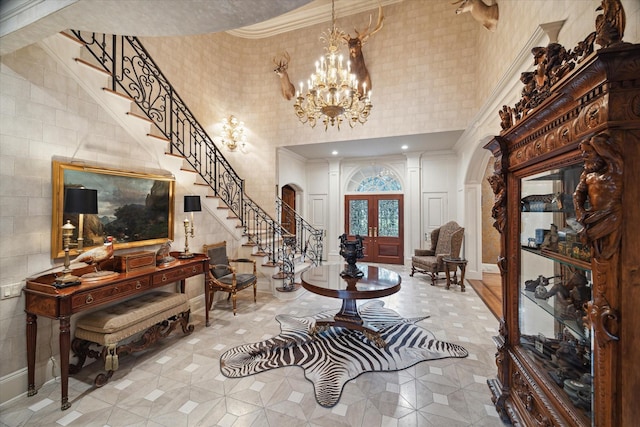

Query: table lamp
left=179, top=195, right=201, bottom=259
left=57, top=187, right=98, bottom=285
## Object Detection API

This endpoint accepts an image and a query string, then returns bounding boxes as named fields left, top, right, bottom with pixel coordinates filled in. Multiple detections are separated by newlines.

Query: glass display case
left=483, top=16, right=639, bottom=425
left=519, top=164, right=593, bottom=421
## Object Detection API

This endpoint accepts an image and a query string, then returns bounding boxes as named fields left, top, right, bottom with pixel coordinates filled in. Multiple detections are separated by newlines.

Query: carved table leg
left=445, top=266, right=452, bottom=289
left=459, top=263, right=466, bottom=292
left=59, top=316, right=71, bottom=410
left=26, top=313, right=37, bottom=397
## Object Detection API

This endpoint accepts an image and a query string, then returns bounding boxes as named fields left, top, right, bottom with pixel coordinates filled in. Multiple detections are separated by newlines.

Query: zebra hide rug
left=220, top=300, right=468, bottom=408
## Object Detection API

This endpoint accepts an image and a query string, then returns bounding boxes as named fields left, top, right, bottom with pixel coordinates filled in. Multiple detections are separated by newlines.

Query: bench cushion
left=75, top=291, right=189, bottom=346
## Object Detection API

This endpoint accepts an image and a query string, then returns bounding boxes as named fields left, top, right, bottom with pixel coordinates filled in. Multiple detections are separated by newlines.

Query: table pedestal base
left=311, top=298, right=386, bottom=347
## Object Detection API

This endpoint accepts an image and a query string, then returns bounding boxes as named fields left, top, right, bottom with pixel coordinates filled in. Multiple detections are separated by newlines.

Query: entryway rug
left=220, top=300, right=468, bottom=407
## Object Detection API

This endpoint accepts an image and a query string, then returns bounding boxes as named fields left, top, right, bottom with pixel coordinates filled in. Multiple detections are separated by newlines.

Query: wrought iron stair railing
left=68, top=31, right=323, bottom=286
left=276, top=196, right=324, bottom=266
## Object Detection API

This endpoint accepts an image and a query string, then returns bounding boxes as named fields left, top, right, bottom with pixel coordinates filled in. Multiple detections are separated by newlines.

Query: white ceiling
left=1, top=0, right=464, bottom=159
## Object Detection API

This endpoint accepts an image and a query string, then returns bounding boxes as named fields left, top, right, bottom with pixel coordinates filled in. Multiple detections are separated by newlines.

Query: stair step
left=147, top=133, right=170, bottom=142
left=74, top=58, right=111, bottom=76
left=60, top=31, right=85, bottom=46
left=125, top=111, right=153, bottom=123
left=102, top=87, right=133, bottom=102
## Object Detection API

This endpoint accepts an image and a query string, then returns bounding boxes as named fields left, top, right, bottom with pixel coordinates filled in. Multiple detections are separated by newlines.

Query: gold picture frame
left=51, top=161, right=175, bottom=259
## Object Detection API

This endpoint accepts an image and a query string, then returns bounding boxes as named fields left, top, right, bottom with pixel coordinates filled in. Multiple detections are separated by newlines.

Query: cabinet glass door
left=519, top=164, right=593, bottom=422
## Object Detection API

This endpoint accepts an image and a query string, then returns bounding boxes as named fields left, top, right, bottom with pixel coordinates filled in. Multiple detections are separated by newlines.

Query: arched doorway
left=344, top=166, right=404, bottom=264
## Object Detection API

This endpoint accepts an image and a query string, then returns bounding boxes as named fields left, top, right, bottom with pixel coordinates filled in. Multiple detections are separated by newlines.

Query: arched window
left=346, top=165, right=402, bottom=192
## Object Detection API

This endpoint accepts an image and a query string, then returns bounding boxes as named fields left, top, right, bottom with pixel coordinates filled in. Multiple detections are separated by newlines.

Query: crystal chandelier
left=293, top=0, right=372, bottom=130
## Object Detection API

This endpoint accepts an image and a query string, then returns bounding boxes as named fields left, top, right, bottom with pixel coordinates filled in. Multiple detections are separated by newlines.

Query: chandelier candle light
left=294, top=0, right=373, bottom=130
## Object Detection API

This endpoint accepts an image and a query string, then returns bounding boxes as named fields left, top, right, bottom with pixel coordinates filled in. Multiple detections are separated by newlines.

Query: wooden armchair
left=410, top=221, right=464, bottom=286
left=203, top=241, right=257, bottom=325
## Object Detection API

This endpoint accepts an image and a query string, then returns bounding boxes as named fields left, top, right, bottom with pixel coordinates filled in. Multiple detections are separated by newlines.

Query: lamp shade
left=184, top=195, right=201, bottom=212
left=64, top=187, right=98, bottom=214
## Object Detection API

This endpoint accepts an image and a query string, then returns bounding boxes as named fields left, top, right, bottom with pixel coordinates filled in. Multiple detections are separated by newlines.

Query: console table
left=301, top=263, right=401, bottom=347
left=24, top=252, right=208, bottom=410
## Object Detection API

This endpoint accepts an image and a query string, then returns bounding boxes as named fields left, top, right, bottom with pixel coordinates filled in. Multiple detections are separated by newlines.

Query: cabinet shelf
left=521, top=290, right=589, bottom=340
left=521, top=246, right=591, bottom=270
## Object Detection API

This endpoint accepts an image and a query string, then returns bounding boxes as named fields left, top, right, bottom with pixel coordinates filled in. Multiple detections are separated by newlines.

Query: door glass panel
left=378, top=199, right=399, bottom=237
left=348, top=199, right=368, bottom=235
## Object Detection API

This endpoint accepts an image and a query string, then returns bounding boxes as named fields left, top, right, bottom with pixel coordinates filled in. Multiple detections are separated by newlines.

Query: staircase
left=38, top=30, right=323, bottom=295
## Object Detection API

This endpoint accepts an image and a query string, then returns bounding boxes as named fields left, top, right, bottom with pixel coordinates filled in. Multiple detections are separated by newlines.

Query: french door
left=345, top=194, right=403, bottom=264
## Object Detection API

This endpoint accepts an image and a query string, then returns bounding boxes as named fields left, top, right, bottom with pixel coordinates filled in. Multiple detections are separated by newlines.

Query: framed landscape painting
left=51, top=161, right=175, bottom=259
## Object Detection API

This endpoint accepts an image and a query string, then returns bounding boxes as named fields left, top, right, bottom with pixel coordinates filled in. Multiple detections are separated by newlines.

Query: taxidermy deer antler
left=342, top=4, right=384, bottom=98
left=273, top=51, right=296, bottom=100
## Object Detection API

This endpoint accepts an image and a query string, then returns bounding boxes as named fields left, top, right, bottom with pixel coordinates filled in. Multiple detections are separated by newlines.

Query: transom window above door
left=347, top=166, right=401, bottom=192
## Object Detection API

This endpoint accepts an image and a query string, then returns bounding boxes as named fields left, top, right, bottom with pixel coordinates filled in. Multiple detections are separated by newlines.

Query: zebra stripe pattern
left=220, top=300, right=468, bottom=407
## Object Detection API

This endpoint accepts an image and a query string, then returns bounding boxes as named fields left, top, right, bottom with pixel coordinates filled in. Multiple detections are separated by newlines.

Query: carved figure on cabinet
left=488, top=173, right=506, bottom=233
left=594, top=0, right=626, bottom=48
left=573, top=132, right=623, bottom=259
left=499, top=105, right=512, bottom=130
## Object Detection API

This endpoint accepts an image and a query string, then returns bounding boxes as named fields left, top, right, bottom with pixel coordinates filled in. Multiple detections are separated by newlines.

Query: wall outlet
left=0, top=282, right=23, bottom=299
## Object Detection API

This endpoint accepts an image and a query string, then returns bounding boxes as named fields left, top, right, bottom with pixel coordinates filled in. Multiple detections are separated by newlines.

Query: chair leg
left=410, top=265, right=416, bottom=277
left=430, top=273, right=436, bottom=286
left=253, top=284, right=257, bottom=303
left=231, top=291, right=237, bottom=316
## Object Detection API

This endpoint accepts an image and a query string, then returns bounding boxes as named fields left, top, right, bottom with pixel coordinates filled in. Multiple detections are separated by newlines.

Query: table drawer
left=153, top=263, right=204, bottom=285
left=72, top=277, right=151, bottom=310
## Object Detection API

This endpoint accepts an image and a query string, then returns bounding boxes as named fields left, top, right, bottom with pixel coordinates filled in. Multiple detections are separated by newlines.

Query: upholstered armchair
left=410, top=221, right=464, bottom=286
left=203, top=241, right=257, bottom=325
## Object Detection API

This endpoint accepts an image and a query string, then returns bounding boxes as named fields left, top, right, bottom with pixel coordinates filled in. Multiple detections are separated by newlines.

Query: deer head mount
left=453, top=0, right=499, bottom=32
left=342, top=5, right=384, bottom=98
left=273, top=51, right=296, bottom=100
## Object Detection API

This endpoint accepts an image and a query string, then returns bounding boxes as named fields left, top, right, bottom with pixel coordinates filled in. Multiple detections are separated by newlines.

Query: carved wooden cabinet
left=484, top=29, right=639, bottom=427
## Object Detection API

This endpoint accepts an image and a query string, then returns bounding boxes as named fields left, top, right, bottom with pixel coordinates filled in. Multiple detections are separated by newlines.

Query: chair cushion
left=218, top=273, right=256, bottom=290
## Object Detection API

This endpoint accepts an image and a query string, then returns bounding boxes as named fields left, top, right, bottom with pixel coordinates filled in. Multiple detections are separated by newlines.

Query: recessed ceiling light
left=332, top=150, right=338, bottom=155
left=401, top=145, right=408, bottom=150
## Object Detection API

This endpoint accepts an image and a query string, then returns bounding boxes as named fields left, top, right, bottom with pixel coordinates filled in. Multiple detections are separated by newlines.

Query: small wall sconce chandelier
left=179, top=195, right=201, bottom=259
left=57, top=187, right=98, bottom=286
left=219, top=115, right=247, bottom=152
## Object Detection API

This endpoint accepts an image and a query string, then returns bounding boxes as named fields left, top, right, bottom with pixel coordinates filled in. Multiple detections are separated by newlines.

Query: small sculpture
left=541, top=224, right=559, bottom=251
left=156, top=239, right=175, bottom=265
left=71, top=237, right=114, bottom=265
left=339, top=234, right=364, bottom=278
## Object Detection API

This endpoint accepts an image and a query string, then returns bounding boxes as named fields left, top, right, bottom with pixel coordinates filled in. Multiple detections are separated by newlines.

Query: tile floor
left=0, top=263, right=510, bottom=426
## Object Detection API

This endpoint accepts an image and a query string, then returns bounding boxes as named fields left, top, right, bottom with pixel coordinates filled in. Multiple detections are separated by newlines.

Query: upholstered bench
left=70, top=291, right=193, bottom=386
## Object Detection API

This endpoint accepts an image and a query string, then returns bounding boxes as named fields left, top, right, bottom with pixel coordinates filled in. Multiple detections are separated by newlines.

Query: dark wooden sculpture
left=573, top=133, right=623, bottom=260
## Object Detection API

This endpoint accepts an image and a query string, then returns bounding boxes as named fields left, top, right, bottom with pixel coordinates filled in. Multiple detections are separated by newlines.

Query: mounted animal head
left=453, top=0, right=499, bottom=32
left=273, top=51, right=295, bottom=101
left=342, top=5, right=384, bottom=97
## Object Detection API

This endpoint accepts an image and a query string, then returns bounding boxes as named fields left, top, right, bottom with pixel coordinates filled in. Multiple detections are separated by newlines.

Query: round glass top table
left=301, top=263, right=401, bottom=347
